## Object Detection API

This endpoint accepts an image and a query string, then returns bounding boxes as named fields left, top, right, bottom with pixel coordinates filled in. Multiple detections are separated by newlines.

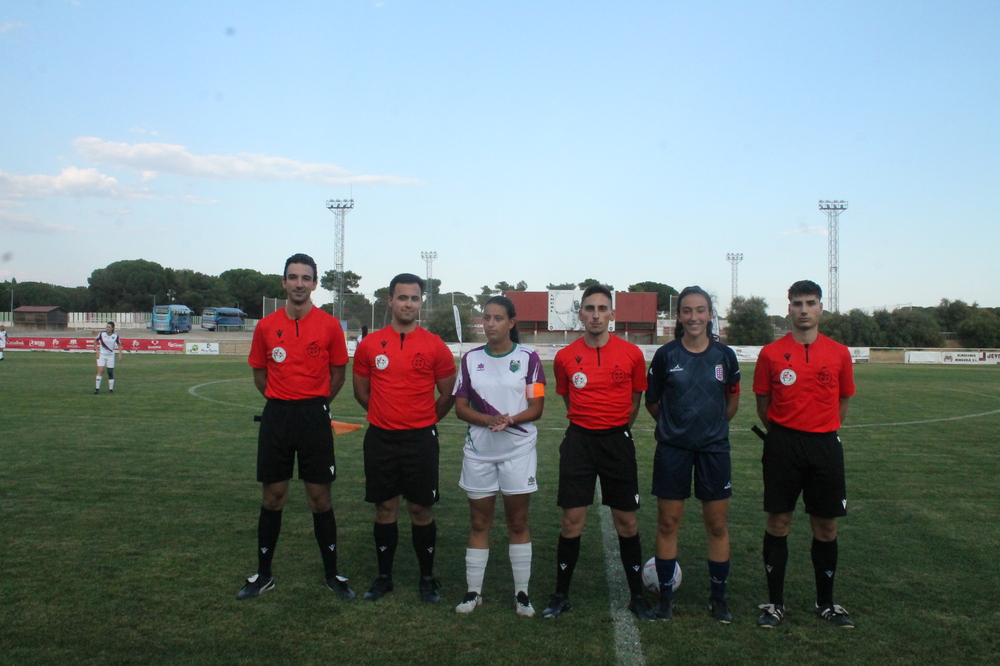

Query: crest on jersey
left=271, top=347, right=287, bottom=363
left=308, top=343, right=321, bottom=357
left=572, top=371, right=588, bottom=389
left=715, top=364, right=724, bottom=381
left=509, top=360, right=520, bottom=373
left=412, top=355, right=426, bottom=369
left=375, top=354, right=389, bottom=370
left=780, top=369, right=797, bottom=386
left=612, top=368, right=627, bottom=383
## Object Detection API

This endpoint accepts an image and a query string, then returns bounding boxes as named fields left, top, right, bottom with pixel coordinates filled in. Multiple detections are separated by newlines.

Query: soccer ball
left=642, top=557, right=682, bottom=594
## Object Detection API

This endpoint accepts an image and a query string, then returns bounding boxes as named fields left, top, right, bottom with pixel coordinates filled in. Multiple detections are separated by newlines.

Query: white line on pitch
left=598, top=483, right=645, bottom=666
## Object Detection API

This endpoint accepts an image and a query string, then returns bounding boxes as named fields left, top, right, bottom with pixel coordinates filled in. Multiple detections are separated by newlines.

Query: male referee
left=353, top=273, right=456, bottom=603
left=541, top=285, right=656, bottom=621
left=236, top=253, right=355, bottom=600
left=753, top=280, right=856, bottom=628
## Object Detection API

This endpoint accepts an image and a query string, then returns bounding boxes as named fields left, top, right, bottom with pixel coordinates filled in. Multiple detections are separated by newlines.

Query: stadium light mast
left=726, top=253, right=743, bottom=305
left=326, top=198, right=355, bottom=319
left=420, top=251, right=437, bottom=311
left=818, top=200, right=848, bottom=313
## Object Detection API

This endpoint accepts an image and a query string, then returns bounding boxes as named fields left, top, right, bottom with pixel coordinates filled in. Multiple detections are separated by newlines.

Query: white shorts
left=459, top=448, right=538, bottom=499
left=97, top=355, right=116, bottom=368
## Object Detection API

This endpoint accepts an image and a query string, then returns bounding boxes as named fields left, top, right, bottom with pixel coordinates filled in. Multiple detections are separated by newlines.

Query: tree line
left=725, top=296, right=1000, bottom=348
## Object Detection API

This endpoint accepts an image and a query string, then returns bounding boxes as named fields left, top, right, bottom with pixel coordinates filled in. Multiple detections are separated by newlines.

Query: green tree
left=494, top=280, right=528, bottom=293
left=627, top=281, right=678, bottom=313
left=546, top=282, right=576, bottom=290
left=934, top=299, right=976, bottom=332
left=319, top=269, right=362, bottom=295
left=957, top=312, right=1000, bottom=348
left=89, top=259, right=168, bottom=311
left=725, top=296, right=773, bottom=345
left=219, top=269, right=283, bottom=319
left=166, top=269, right=231, bottom=314
left=879, top=309, right=943, bottom=347
left=425, top=303, right=475, bottom=343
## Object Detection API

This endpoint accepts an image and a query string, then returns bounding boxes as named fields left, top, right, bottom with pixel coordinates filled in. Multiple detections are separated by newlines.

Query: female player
left=94, top=321, right=123, bottom=394
left=645, top=286, right=741, bottom=622
left=452, top=296, right=545, bottom=617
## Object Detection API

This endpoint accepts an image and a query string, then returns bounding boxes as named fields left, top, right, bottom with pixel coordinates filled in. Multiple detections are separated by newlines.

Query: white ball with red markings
left=642, top=557, right=681, bottom=593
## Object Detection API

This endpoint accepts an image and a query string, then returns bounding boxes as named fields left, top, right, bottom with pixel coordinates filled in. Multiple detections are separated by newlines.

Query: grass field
left=2, top=353, right=999, bottom=665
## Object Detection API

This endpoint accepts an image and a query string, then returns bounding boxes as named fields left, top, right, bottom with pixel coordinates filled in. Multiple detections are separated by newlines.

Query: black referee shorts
left=363, top=424, right=440, bottom=507
left=761, top=424, right=847, bottom=518
left=557, top=423, right=640, bottom=512
left=257, top=398, right=336, bottom=485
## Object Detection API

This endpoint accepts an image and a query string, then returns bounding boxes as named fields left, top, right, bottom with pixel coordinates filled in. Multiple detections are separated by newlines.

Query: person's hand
left=487, top=414, right=513, bottom=432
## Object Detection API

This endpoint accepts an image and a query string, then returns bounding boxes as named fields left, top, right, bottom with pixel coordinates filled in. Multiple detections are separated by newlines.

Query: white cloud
left=0, top=21, right=22, bottom=34
left=783, top=225, right=828, bottom=237
left=0, top=208, right=88, bottom=233
left=72, top=137, right=420, bottom=186
left=0, top=167, right=153, bottom=200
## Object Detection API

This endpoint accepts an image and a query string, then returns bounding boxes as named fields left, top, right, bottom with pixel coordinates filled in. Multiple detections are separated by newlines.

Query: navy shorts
left=761, top=424, right=847, bottom=518
left=557, top=424, right=640, bottom=512
left=652, top=444, right=732, bottom=502
left=363, top=424, right=440, bottom=507
left=257, top=398, right=336, bottom=485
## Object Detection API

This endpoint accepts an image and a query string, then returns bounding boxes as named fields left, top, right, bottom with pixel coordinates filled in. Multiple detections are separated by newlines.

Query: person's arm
left=755, top=394, right=771, bottom=432
left=455, top=396, right=507, bottom=428
left=253, top=368, right=268, bottom=398
left=353, top=373, right=371, bottom=412
left=328, top=364, right=346, bottom=404
left=627, top=391, right=643, bottom=429
left=562, top=394, right=571, bottom=412
left=505, top=396, right=544, bottom=430
left=839, top=396, right=851, bottom=425
left=116, top=338, right=123, bottom=361
left=434, top=373, right=457, bottom=422
left=726, top=391, right=740, bottom=421
left=645, top=399, right=660, bottom=421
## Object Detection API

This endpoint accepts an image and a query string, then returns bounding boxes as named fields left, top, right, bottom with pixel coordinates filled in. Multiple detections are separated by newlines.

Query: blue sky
left=1, top=1, right=997, bottom=314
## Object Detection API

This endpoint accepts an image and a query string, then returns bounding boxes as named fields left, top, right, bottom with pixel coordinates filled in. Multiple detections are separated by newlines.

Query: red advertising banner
left=4, top=337, right=186, bottom=353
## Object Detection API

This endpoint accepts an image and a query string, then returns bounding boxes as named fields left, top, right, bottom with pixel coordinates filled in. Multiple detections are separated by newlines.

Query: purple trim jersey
left=453, top=343, right=546, bottom=462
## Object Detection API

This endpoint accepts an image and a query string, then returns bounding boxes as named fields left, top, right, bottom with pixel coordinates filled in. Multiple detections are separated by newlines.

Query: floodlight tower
left=818, top=200, right=848, bottom=313
left=726, top=253, right=743, bottom=305
left=421, top=251, right=437, bottom=310
left=326, top=198, right=355, bottom=319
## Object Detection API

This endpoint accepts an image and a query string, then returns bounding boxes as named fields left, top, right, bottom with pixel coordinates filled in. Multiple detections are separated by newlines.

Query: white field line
left=598, top=483, right=645, bottom=666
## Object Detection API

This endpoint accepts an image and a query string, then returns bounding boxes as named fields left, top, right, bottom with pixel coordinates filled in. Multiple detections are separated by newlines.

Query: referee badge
left=780, top=369, right=797, bottom=386
left=375, top=354, right=389, bottom=370
left=572, top=371, right=588, bottom=389
left=715, top=364, right=724, bottom=381
left=271, top=347, right=287, bottom=363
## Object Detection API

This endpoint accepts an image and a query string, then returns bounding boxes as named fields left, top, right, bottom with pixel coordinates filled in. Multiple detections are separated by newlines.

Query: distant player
left=645, top=286, right=740, bottom=622
left=353, top=273, right=457, bottom=603
left=753, top=280, right=856, bottom=628
left=236, top=253, right=355, bottom=601
left=452, top=296, right=545, bottom=617
left=94, top=322, right=122, bottom=394
left=542, top=285, right=656, bottom=621
left=0, top=324, right=6, bottom=361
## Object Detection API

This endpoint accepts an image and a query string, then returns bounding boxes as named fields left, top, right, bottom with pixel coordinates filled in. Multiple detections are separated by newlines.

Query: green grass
left=2, top=355, right=999, bottom=664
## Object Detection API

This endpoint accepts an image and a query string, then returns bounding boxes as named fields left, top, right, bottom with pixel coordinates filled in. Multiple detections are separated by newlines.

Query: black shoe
left=629, top=594, right=656, bottom=621
left=757, top=603, right=785, bottom=628
left=815, top=603, right=854, bottom=628
left=363, top=574, right=393, bottom=602
left=655, top=595, right=674, bottom=620
left=326, top=575, right=356, bottom=600
left=109, top=389, right=114, bottom=394
left=419, top=576, right=441, bottom=603
left=236, top=573, right=274, bottom=600
left=515, top=591, right=535, bottom=617
left=94, top=389, right=100, bottom=394
left=455, top=591, right=482, bottom=614
left=709, top=597, right=732, bottom=624
left=542, top=593, right=572, bottom=618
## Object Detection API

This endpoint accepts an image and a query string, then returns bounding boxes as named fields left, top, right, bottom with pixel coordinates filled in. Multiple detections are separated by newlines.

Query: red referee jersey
left=353, top=325, right=456, bottom=430
left=752, top=332, right=855, bottom=433
left=248, top=307, right=348, bottom=400
left=554, top=334, right=647, bottom=429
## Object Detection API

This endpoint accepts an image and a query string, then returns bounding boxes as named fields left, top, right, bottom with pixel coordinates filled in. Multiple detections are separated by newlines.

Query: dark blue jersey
left=646, top=339, right=741, bottom=452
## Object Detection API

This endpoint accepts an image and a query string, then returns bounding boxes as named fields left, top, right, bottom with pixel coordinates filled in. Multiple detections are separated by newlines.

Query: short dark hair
left=106, top=321, right=115, bottom=330
left=389, top=273, right=425, bottom=297
left=788, top=280, right=822, bottom=301
left=581, top=284, right=613, bottom=305
left=284, top=253, right=318, bottom=281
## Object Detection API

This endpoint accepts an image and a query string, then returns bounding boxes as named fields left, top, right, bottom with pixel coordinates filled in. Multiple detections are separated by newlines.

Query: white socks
left=509, top=542, right=532, bottom=595
left=465, top=548, right=489, bottom=593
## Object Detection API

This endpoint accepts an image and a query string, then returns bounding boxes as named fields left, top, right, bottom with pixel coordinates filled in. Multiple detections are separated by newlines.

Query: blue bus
left=152, top=305, right=194, bottom=334
left=201, top=307, right=247, bottom=331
